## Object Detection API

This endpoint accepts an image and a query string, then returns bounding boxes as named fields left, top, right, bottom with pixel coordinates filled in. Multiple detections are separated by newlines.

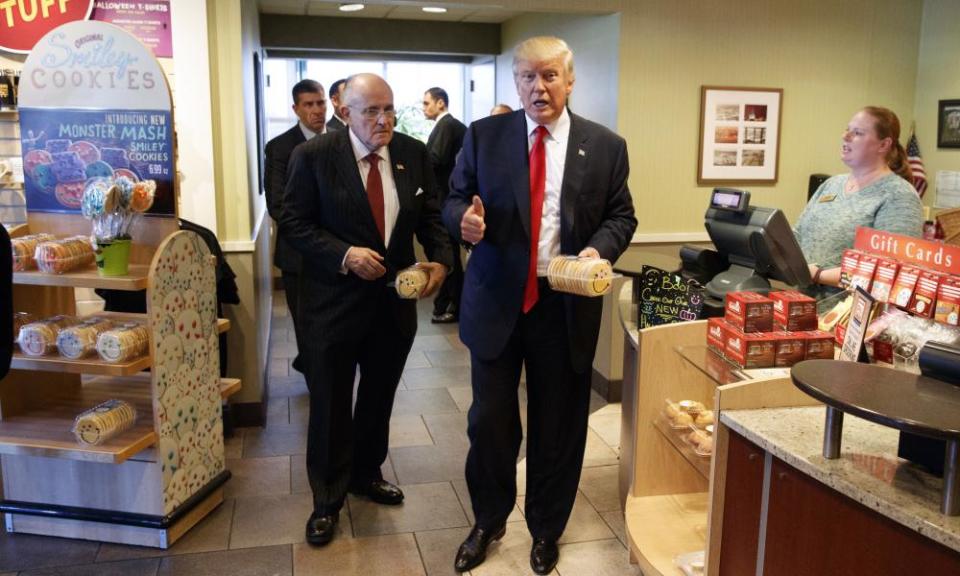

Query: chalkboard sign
left=639, top=265, right=705, bottom=328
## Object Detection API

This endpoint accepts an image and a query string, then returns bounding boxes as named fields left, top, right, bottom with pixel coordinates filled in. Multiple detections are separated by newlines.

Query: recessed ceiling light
left=339, top=3, right=365, bottom=11
left=422, top=6, right=447, bottom=13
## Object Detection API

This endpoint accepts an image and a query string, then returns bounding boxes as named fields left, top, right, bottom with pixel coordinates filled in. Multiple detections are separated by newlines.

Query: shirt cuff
left=340, top=247, right=351, bottom=275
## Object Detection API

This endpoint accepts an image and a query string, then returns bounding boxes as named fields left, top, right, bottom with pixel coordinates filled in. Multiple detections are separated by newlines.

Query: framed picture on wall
left=938, top=99, right=960, bottom=149
left=698, top=86, right=783, bottom=184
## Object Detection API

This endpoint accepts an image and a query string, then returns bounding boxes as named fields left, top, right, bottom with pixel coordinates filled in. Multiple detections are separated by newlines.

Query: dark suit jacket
left=265, top=124, right=307, bottom=273
left=281, top=129, right=454, bottom=343
left=326, top=115, right=346, bottom=132
left=425, top=114, right=466, bottom=200
left=443, top=110, right=637, bottom=372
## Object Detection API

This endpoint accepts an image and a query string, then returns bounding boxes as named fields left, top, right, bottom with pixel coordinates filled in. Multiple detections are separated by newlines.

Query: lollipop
left=130, top=180, right=156, bottom=212
left=114, top=176, right=135, bottom=210
left=81, top=178, right=111, bottom=218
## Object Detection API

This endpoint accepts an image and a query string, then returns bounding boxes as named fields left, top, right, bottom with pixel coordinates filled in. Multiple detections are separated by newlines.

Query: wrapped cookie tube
left=18, top=315, right=79, bottom=356
left=35, top=236, right=95, bottom=274
left=72, top=399, right=137, bottom=446
left=57, top=318, right=115, bottom=360
left=395, top=265, right=429, bottom=299
left=11, top=233, right=56, bottom=271
left=13, top=312, right=37, bottom=344
left=547, top=256, right=614, bottom=297
left=96, top=324, right=150, bottom=363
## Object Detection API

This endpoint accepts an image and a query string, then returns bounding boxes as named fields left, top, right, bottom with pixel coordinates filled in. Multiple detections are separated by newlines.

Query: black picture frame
left=938, top=99, right=960, bottom=149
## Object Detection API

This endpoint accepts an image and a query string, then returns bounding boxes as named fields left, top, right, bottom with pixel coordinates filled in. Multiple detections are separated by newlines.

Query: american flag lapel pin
left=396, top=163, right=405, bottom=170
left=578, top=148, right=586, bottom=157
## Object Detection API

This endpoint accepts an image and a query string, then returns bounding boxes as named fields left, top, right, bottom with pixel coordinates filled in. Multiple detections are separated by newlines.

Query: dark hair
left=426, top=87, right=449, bottom=107
left=329, top=78, right=347, bottom=100
left=862, top=106, right=912, bottom=182
left=292, top=79, right=324, bottom=105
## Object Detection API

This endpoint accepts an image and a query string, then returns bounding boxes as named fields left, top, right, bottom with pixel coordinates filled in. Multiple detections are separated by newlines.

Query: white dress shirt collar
left=299, top=122, right=323, bottom=141
left=524, top=107, right=570, bottom=145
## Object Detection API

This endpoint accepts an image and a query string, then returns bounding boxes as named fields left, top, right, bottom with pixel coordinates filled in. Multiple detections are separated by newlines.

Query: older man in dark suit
left=423, top=86, right=467, bottom=323
left=282, top=73, right=453, bottom=547
left=444, top=37, right=637, bottom=574
left=264, top=79, right=326, bottom=374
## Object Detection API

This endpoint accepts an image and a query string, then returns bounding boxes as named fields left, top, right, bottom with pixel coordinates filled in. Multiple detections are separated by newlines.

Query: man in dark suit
left=264, top=79, right=326, bottom=374
left=326, top=78, right=347, bottom=132
left=422, top=87, right=467, bottom=324
left=443, top=37, right=637, bottom=574
left=282, top=73, right=453, bottom=547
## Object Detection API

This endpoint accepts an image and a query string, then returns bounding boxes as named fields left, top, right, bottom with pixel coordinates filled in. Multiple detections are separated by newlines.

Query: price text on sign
left=854, top=226, right=960, bottom=275
left=0, top=0, right=95, bottom=54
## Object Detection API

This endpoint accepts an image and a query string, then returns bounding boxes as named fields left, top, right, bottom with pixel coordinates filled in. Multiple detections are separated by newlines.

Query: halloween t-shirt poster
left=19, top=107, right=174, bottom=215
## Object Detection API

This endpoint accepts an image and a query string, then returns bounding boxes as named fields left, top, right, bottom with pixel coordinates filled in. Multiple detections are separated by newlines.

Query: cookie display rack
left=619, top=297, right=818, bottom=575
left=0, top=214, right=241, bottom=548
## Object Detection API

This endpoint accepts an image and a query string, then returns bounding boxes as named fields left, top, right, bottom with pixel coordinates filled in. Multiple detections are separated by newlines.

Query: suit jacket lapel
left=510, top=112, right=532, bottom=239
left=560, top=113, right=589, bottom=244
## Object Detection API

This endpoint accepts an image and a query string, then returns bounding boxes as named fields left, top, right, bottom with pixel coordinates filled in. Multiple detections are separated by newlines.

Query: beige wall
left=915, top=0, right=960, bottom=208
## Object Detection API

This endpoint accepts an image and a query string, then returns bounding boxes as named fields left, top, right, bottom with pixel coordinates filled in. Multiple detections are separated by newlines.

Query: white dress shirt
left=299, top=122, right=323, bottom=141
left=348, top=128, right=400, bottom=246
left=525, top=108, right=570, bottom=276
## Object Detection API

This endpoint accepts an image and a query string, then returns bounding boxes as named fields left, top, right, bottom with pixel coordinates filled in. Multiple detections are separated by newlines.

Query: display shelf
left=0, top=377, right=156, bottom=464
left=14, top=264, right=150, bottom=290
left=10, top=350, right=151, bottom=376
left=95, top=311, right=231, bottom=334
left=654, top=417, right=711, bottom=480
left=676, top=345, right=745, bottom=386
left=625, top=492, right=709, bottom=576
left=220, top=377, right=241, bottom=399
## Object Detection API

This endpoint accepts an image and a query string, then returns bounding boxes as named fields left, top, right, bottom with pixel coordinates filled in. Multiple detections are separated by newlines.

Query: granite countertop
left=721, top=407, right=960, bottom=553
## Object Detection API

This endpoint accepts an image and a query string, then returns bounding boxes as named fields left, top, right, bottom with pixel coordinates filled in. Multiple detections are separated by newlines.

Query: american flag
left=907, top=132, right=927, bottom=198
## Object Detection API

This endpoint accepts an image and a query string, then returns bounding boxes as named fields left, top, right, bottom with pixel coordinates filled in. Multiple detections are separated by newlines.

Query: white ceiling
left=258, top=0, right=522, bottom=23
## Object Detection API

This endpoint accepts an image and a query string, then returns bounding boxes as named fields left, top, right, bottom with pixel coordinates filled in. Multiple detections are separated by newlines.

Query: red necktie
left=365, top=153, right=385, bottom=241
left=523, top=125, right=548, bottom=314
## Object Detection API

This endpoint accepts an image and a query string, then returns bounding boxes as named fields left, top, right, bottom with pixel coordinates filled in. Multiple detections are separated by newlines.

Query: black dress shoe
left=431, top=312, right=457, bottom=324
left=349, top=479, right=404, bottom=505
left=305, top=512, right=338, bottom=546
left=530, top=538, right=559, bottom=574
left=454, top=524, right=506, bottom=572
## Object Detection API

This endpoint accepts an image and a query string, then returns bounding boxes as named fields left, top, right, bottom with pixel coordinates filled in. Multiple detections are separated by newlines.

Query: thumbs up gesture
left=461, top=195, right=486, bottom=244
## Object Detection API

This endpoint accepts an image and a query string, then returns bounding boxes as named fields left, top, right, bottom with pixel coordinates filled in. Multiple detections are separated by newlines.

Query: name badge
left=818, top=194, right=837, bottom=203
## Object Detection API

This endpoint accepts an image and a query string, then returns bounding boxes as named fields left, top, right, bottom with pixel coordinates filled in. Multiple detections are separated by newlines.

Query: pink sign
left=91, top=0, right=171, bottom=58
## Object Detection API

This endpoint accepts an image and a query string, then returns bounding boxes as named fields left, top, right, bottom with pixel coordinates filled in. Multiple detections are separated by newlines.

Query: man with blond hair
left=444, top=36, right=636, bottom=573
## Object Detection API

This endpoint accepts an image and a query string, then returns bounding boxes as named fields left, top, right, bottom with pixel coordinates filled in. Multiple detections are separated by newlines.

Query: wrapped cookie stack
left=72, top=399, right=137, bottom=446
left=547, top=256, right=614, bottom=297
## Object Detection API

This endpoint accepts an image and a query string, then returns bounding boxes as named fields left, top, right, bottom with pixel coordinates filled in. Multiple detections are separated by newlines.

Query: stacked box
left=706, top=317, right=732, bottom=356
left=725, top=291, right=774, bottom=333
left=803, top=330, right=836, bottom=360
left=772, top=331, right=807, bottom=367
left=770, top=290, right=817, bottom=331
left=725, top=327, right=776, bottom=368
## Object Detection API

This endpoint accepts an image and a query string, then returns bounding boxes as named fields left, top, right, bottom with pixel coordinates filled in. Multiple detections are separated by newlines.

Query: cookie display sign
left=18, top=20, right=175, bottom=215
left=638, top=265, right=704, bottom=329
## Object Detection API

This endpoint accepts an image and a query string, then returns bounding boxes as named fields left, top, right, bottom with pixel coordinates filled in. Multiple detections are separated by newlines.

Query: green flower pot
left=95, top=238, right=131, bottom=277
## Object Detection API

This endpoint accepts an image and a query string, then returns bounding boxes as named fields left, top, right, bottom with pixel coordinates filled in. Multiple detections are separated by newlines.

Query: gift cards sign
left=18, top=20, right=175, bottom=215
left=639, top=265, right=705, bottom=328
left=0, top=0, right=95, bottom=54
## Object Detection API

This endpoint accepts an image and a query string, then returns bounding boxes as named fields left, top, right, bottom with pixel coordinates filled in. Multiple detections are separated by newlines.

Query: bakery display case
left=0, top=214, right=241, bottom=548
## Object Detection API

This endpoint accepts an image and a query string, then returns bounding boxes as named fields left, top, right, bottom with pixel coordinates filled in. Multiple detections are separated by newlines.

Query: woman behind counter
left=795, top=106, right=923, bottom=288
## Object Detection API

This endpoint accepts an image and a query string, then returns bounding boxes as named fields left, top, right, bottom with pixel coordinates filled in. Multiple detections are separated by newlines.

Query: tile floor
left=0, top=293, right=639, bottom=576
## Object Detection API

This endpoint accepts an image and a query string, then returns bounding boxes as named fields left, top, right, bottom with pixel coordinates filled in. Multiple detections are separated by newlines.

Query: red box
left=889, top=265, right=921, bottom=308
left=850, top=255, right=878, bottom=292
left=908, top=270, right=941, bottom=318
left=869, top=257, right=899, bottom=302
left=706, top=317, right=733, bottom=356
left=770, top=290, right=817, bottom=331
left=725, top=327, right=776, bottom=368
left=725, top=291, right=774, bottom=333
left=935, top=276, right=960, bottom=325
left=839, top=250, right=861, bottom=290
left=803, top=330, right=836, bottom=360
left=772, top=331, right=807, bottom=367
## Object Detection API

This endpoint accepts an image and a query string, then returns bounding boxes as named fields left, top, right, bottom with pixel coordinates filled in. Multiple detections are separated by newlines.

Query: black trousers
left=465, top=283, right=592, bottom=541
left=281, top=270, right=304, bottom=374
left=433, top=236, right=463, bottom=317
left=304, top=290, right=414, bottom=516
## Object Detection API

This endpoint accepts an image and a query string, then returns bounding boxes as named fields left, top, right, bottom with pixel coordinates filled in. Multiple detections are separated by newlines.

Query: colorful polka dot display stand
left=148, top=231, right=223, bottom=515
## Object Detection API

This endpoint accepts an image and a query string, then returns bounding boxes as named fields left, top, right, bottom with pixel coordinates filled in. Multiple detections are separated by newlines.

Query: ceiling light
left=339, top=3, right=365, bottom=11
left=422, top=6, right=447, bottom=13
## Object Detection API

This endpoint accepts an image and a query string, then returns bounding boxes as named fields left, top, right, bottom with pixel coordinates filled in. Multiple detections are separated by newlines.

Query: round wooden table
left=791, top=359, right=960, bottom=515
